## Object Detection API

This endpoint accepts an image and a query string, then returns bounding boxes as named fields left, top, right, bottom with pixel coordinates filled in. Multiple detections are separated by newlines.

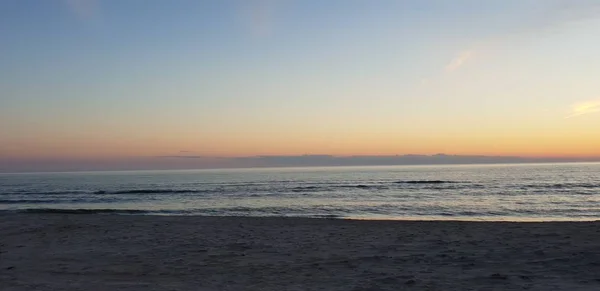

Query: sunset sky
left=2, top=0, right=600, bottom=171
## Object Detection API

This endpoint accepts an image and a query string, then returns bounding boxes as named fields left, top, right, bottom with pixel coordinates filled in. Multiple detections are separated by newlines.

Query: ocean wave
left=522, top=183, right=600, bottom=189
left=0, top=190, right=93, bottom=195
left=337, top=184, right=388, bottom=190
left=12, top=208, right=346, bottom=218
left=425, top=210, right=507, bottom=217
left=289, top=184, right=388, bottom=192
left=310, top=214, right=342, bottom=219
left=0, top=199, right=58, bottom=204
left=394, top=180, right=462, bottom=184
left=0, top=198, right=124, bottom=204
left=95, top=189, right=207, bottom=195
left=290, top=186, right=326, bottom=192
left=20, top=208, right=155, bottom=214
left=4, top=181, right=480, bottom=197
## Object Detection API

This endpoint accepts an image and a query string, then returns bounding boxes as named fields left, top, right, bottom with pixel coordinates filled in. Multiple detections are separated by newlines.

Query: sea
left=1, top=163, right=599, bottom=221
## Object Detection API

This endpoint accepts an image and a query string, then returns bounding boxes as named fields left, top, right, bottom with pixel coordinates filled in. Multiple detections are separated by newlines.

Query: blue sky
left=2, top=0, right=600, bottom=171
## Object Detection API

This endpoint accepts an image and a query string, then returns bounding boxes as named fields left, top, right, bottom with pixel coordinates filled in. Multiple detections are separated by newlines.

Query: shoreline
left=3, top=209, right=600, bottom=222
left=2, top=213, right=600, bottom=290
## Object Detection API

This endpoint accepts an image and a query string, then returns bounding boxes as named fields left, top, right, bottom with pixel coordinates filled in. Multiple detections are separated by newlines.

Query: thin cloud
left=442, top=1, right=600, bottom=76
left=64, top=0, right=99, bottom=21
left=540, top=0, right=600, bottom=28
left=565, top=99, right=600, bottom=119
left=445, top=50, right=474, bottom=72
left=239, top=0, right=280, bottom=37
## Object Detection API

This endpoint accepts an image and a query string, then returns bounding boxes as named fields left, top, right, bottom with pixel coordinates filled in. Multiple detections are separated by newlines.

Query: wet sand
left=1, top=213, right=600, bottom=290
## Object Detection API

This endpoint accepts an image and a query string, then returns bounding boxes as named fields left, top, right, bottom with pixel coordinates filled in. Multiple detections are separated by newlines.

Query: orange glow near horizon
left=3, top=130, right=600, bottom=160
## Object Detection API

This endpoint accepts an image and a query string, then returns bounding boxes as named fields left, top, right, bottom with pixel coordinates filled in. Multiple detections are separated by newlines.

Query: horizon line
left=2, top=160, right=600, bottom=175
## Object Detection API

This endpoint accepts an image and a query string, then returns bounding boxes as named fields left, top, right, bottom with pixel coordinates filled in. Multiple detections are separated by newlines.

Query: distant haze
left=2, top=154, right=599, bottom=173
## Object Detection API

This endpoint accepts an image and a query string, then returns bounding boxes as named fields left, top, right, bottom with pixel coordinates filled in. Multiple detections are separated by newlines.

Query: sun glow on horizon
left=2, top=1, right=600, bottom=171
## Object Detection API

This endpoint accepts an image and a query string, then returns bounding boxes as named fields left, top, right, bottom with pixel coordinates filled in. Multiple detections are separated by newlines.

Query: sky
left=2, top=0, right=600, bottom=171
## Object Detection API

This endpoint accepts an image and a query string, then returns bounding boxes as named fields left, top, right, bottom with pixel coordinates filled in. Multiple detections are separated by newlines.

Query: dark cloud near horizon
left=159, top=154, right=600, bottom=168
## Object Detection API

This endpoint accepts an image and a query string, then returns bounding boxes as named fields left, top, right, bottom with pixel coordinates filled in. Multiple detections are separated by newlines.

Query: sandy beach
left=1, top=214, right=600, bottom=290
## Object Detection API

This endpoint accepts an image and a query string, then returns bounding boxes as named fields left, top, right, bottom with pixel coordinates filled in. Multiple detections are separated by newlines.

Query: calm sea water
left=1, top=163, right=599, bottom=221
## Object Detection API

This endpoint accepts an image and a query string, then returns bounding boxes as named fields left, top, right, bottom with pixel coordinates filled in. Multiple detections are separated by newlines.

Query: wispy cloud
left=239, top=0, right=281, bottom=37
left=441, top=1, right=600, bottom=76
left=539, top=0, right=600, bottom=28
left=445, top=50, right=474, bottom=72
left=565, top=99, right=600, bottom=118
left=64, top=0, right=99, bottom=21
